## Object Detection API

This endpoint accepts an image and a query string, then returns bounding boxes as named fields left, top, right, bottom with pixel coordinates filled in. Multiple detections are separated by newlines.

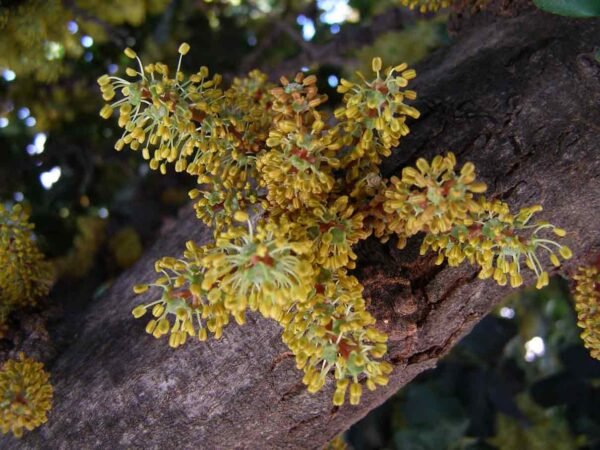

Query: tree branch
left=5, top=9, right=599, bottom=450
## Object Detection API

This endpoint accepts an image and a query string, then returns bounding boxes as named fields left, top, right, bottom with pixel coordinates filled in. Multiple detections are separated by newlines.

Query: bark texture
left=6, top=8, right=600, bottom=450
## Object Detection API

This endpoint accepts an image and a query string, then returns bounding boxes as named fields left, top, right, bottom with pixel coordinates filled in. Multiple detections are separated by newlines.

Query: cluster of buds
left=572, top=263, right=600, bottom=359
left=0, top=204, right=54, bottom=308
left=334, top=58, right=419, bottom=173
left=132, top=241, right=233, bottom=347
left=102, top=45, right=573, bottom=406
left=383, top=153, right=487, bottom=238
left=200, top=218, right=315, bottom=320
left=98, top=45, right=275, bottom=236
left=0, top=353, right=53, bottom=438
left=281, top=270, right=392, bottom=405
left=297, top=196, right=369, bottom=270
left=258, top=72, right=339, bottom=213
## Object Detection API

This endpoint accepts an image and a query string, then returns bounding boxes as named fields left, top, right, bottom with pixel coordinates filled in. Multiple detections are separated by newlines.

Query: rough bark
left=6, top=8, right=600, bottom=450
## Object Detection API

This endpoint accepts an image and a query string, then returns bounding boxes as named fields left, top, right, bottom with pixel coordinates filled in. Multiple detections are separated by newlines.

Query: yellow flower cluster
left=572, top=264, right=600, bottom=360
left=333, top=58, right=420, bottom=186
left=185, top=62, right=273, bottom=231
left=258, top=72, right=339, bottom=212
left=201, top=219, right=314, bottom=319
left=99, top=47, right=275, bottom=235
left=101, top=45, right=571, bottom=406
left=399, top=0, right=452, bottom=13
left=297, top=196, right=369, bottom=270
left=281, top=270, right=392, bottom=405
left=0, top=353, right=53, bottom=438
left=421, top=198, right=571, bottom=289
left=131, top=241, right=232, bottom=347
left=0, top=204, right=54, bottom=310
left=381, top=153, right=571, bottom=289
left=98, top=45, right=221, bottom=173
left=132, top=219, right=314, bottom=346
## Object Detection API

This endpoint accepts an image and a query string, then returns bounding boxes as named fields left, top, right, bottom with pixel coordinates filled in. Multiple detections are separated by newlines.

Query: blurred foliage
left=109, top=226, right=143, bottom=269
left=0, top=0, right=82, bottom=82
left=392, top=384, right=470, bottom=449
left=0, top=0, right=174, bottom=82
left=489, top=394, right=584, bottom=450
left=76, top=0, right=171, bottom=28
left=53, top=215, right=106, bottom=278
left=349, top=19, right=448, bottom=78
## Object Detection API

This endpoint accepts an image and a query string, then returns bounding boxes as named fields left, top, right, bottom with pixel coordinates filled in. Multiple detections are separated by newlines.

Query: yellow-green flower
left=419, top=198, right=572, bottom=289
left=281, top=269, right=392, bottom=405
left=99, top=45, right=277, bottom=237
left=383, top=152, right=486, bottom=236
left=258, top=72, right=339, bottom=213
left=333, top=58, right=419, bottom=170
left=202, top=219, right=315, bottom=320
left=101, top=47, right=575, bottom=408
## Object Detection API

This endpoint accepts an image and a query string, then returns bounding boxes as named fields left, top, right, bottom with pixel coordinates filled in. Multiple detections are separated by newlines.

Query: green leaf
left=533, top=0, right=600, bottom=17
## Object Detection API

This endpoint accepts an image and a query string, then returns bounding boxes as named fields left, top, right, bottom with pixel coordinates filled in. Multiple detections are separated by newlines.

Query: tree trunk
left=7, top=8, right=600, bottom=450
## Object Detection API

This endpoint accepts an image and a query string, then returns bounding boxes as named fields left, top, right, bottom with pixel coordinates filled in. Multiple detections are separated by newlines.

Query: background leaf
left=533, top=0, right=600, bottom=18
